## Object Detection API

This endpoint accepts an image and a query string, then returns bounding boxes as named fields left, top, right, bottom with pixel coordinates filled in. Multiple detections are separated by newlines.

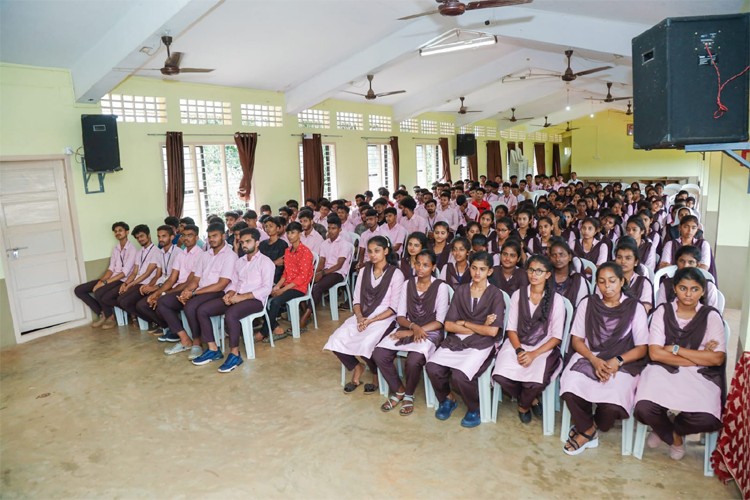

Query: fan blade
left=466, top=0, right=532, bottom=10
left=178, top=68, right=215, bottom=73
left=573, top=65, right=612, bottom=77
left=165, top=51, right=183, bottom=68
left=611, top=96, right=633, bottom=101
left=464, top=110, right=483, bottom=113
left=398, top=9, right=439, bottom=20
left=374, top=90, right=407, bottom=98
left=114, top=67, right=162, bottom=71
left=342, top=91, right=368, bottom=97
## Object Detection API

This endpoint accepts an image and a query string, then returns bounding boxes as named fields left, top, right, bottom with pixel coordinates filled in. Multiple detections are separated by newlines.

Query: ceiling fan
left=501, top=50, right=612, bottom=83
left=560, top=121, right=580, bottom=132
left=502, top=107, right=533, bottom=122
left=343, top=75, right=406, bottom=100
left=116, top=36, right=214, bottom=76
left=399, top=0, right=532, bottom=21
left=454, top=97, right=482, bottom=114
left=531, top=116, right=553, bottom=128
left=614, top=101, right=634, bottom=116
left=586, top=82, right=633, bottom=103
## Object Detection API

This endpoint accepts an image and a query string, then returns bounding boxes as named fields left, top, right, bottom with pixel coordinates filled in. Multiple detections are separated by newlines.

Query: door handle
left=5, top=247, right=28, bottom=259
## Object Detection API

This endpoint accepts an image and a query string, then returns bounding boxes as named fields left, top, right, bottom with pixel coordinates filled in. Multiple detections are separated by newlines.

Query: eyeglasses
left=526, top=268, right=548, bottom=276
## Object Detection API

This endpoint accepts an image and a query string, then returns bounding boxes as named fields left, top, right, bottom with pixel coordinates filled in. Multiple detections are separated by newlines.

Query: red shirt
left=472, top=199, right=491, bottom=214
left=282, top=243, right=314, bottom=294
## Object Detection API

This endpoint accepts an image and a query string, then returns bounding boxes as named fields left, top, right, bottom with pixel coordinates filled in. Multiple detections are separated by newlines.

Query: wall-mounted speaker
left=456, top=133, right=477, bottom=156
left=81, top=115, right=121, bottom=172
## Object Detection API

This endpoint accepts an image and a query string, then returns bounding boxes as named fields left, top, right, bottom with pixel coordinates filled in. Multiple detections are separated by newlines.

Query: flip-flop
left=343, top=381, right=361, bottom=394
left=363, top=383, right=379, bottom=395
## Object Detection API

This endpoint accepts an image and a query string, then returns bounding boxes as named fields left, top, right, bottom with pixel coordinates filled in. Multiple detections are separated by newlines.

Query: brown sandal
left=380, top=392, right=404, bottom=412
left=399, top=396, right=415, bottom=416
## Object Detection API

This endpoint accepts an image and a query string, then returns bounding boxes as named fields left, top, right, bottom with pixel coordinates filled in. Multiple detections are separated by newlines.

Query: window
left=367, top=144, right=393, bottom=193
left=179, top=99, right=231, bottom=125
left=486, top=126, right=497, bottom=137
left=399, top=119, right=419, bottom=133
left=415, top=144, right=442, bottom=187
left=240, top=104, right=283, bottom=127
left=298, top=109, right=330, bottom=129
left=298, top=143, right=337, bottom=200
left=421, top=120, right=438, bottom=135
left=458, top=125, right=470, bottom=134
left=459, top=157, right=469, bottom=180
left=473, top=126, right=485, bottom=137
left=369, top=114, right=392, bottom=132
left=162, top=144, right=252, bottom=231
left=336, top=111, right=364, bottom=131
left=101, top=94, right=167, bottom=123
left=439, top=121, right=455, bottom=135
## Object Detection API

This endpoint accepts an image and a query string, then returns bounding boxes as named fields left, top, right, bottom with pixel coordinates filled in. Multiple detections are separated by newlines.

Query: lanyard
left=161, top=246, right=174, bottom=273
left=140, top=244, right=154, bottom=269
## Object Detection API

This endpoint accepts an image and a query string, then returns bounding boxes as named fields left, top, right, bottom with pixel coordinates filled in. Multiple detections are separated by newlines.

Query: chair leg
left=621, top=415, right=634, bottom=456
left=377, top=368, right=388, bottom=397
left=211, top=316, right=223, bottom=352
left=423, top=367, right=436, bottom=409
left=340, top=364, right=346, bottom=387
left=114, top=307, right=128, bottom=326
left=329, top=287, right=339, bottom=321
left=490, top=381, right=501, bottom=424
left=478, top=366, right=494, bottom=424
left=633, top=422, right=647, bottom=460
left=396, top=356, right=404, bottom=378
left=180, top=311, right=192, bottom=340
left=704, top=431, right=718, bottom=477
left=239, top=317, right=255, bottom=360
left=542, top=383, right=556, bottom=436
left=310, top=298, right=318, bottom=330
left=345, top=283, right=353, bottom=312
left=136, top=317, right=149, bottom=331
left=287, top=301, right=301, bottom=339
left=560, top=403, right=572, bottom=443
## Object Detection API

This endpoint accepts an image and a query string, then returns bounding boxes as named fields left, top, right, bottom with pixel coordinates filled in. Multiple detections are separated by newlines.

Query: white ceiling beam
left=284, top=16, right=441, bottom=115
left=456, top=78, right=562, bottom=126
left=72, top=0, right=223, bottom=103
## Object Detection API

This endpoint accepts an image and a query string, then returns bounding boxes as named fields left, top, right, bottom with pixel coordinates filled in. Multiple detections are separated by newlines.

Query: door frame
left=0, top=154, right=89, bottom=344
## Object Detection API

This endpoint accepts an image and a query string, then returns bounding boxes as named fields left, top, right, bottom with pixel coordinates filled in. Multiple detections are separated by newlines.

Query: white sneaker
left=164, top=343, right=191, bottom=355
left=188, top=346, right=203, bottom=360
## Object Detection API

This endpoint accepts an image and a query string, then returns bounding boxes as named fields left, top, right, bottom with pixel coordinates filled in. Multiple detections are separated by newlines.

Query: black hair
left=260, top=204, right=272, bottom=212
left=400, top=197, right=417, bottom=212
left=596, top=261, right=628, bottom=296
left=243, top=210, right=258, bottom=220
left=336, top=205, right=350, bottom=214
left=500, top=239, right=523, bottom=263
left=326, top=214, right=342, bottom=228
left=373, top=197, right=388, bottom=208
left=615, top=236, right=640, bottom=264
left=548, top=237, right=575, bottom=274
left=286, top=221, right=303, bottom=233
left=479, top=210, right=494, bottom=222
left=471, top=234, right=488, bottom=248
left=424, top=198, right=437, bottom=206
left=433, top=221, right=450, bottom=233
left=469, top=251, right=493, bottom=269
left=157, top=224, right=174, bottom=236
left=225, top=211, right=238, bottom=219
left=456, top=194, right=468, bottom=206
left=673, top=267, right=707, bottom=293
left=279, top=206, right=293, bottom=217
left=496, top=216, right=514, bottom=231
left=367, top=235, right=399, bottom=266
left=675, top=245, right=702, bottom=262
left=286, top=199, right=299, bottom=209
left=526, top=254, right=554, bottom=323
left=230, top=219, right=248, bottom=232
left=206, top=222, right=225, bottom=234
left=383, top=206, right=397, bottom=216
left=626, top=216, right=647, bottom=234
left=164, top=216, right=179, bottom=227
left=239, top=227, right=261, bottom=242
left=180, top=217, right=195, bottom=225
left=131, top=224, right=149, bottom=236
left=182, top=224, right=199, bottom=236
left=416, top=249, right=437, bottom=266
left=451, top=236, right=471, bottom=253
left=112, top=221, right=129, bottom=231
left=406, top=231, right=429, bottom=254
left=679, top=214, right=700, bottom=227
left=297, top=209, right=314, bottom=220
left=264, top=217, right=282, bottom=229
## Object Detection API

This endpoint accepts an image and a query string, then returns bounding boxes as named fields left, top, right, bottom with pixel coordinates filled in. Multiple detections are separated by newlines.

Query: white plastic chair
left=237, top=308, right=272, bottom=358
left=716, top=290, right=725, bottom=314
left=579, top=258, right=597, bottom=286
left=113, top=307, right=129, bottom=326
left=632, top=320, right=730, bottom=476
left=636, top=263, right=654, bottom=285
left=284, top=252, right=319, bottom=339
left=532, top=190, right=548, bottom=204
left=653, top=265, right=715, bottom=305
left=664, top=183, right=682, bottom=193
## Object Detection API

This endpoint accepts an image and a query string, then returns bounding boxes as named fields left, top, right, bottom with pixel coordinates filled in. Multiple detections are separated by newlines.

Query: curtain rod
left=360, top=136, right=392, bottom=140
left=146, top=133, right=261, bottom=137
left=412, top=137, right=441, bottom=140
left=290, top=133, right=342, bottom=138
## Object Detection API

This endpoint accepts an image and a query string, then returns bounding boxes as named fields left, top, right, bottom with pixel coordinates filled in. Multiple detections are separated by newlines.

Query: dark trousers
left=116, top=286, right=143, bottom=317
left=334, top=352, right=377, bottom=374
left=74, top=280, right=121, bottom=317
left=135, top=296, right=167, bottom=328
left=426, top=353, right=494, bottom=412
left=156, top=293, right=188, bottom=334
left=562, top=392, right=629, bottom=432
left=634, top=400, right=722, bottom=445
left=268, top=289, right=304, bottom=330
left=312, top=273, right=344, bottom=305
left=493, top=375, right=545, bottom=409
left=195, top=298, right=265, bottom=348
left=371, top=347, right=427, bottom=396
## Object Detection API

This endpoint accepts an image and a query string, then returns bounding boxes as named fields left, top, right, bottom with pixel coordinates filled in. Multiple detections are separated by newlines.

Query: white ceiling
left=1, top=0, right=747, bottom=124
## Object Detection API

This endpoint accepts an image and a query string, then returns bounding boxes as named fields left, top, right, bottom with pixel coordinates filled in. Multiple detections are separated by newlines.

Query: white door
left=0, top=158, right=85, bottom=335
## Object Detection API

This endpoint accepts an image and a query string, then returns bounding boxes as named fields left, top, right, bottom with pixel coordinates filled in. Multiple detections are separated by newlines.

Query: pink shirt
left=134, top=243, right=160, bottom=283
left=485, top=192, right=499, bottom=203
left=173, top=245, right=204, bottom=285
left=436, top=205, right=461, bottom=233
left=226, top=251, right=275, bottom=304
left=319, top=234, right=353, bottom=278
left=108, top=241, right=138, bottom=281
left=377, top=223, right=408, bottom=256
left=459, top=203, right=479, bottom=223
left=195, top=243, right=237, bottom=289
left=157, top=245, right=183, bottom=285
left=300, top=229, right=324, bottom=255
left=341, top=218, right=357, bottom=234
left=499, top=194, right=518, bottom=211
left=400, top=213, right=427, bottom=235
left=358, top=227, right=380, bottom=263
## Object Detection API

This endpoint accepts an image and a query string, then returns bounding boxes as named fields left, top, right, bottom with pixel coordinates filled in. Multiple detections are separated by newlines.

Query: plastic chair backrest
left=307, top=252, right=320, bottom=295
left=579, top=258, right=597, bottom=285
left=716, top=290, right=726, bottom=314
left=665, top=183, right=682, bottom=192
left=446, top=286, right=454, bottom=303
left=682, top=183, right=700, bottom=192
left=490, top=200, right=503, bottom=213
left=560, top=296, right=574, bottom=354
left=501, top=289, right=511, bottom=334
left=653, top=265, right=677, bottom=304
left=637, top=263, right=654, bottom=284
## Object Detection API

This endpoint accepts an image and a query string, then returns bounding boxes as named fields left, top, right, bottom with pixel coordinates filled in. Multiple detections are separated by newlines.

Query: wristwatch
left=515, top=347, right=525, bottom=355
left=616, top=355, right=624, bottom=367
left=672, top=345, right=680, bottom=355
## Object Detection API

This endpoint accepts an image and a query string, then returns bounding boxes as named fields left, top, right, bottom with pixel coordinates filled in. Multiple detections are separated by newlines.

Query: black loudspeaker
left=456, top=133, right=477, bottom=156
left=81, top=114, right=121, bottom=172
left=632, top=13, right=749, bottom=149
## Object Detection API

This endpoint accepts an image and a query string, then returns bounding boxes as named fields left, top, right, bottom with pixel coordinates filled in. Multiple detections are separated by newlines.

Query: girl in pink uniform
left=634, top=267, right=725, bottom=460
left=492, top=255, right=565, bottom=424
left=560, top=262, right=649, bottom=455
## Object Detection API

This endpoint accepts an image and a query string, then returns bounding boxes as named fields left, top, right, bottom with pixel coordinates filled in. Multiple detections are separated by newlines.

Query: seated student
left=570, top=217, right=608, bottom=269
left=423, top=198, right=441, bottom=239
left=607, top=237, right=654, bottom=313
left=356, top=209, right=380, bottom=270
left=548, top=238, right=589, bottom=307
left=656, top=246, right=719, bottom=308
left=499, top=182, right=518, bottom=213
left=489, top=216, right=515, bottom=254
left=633, top=267, right=725, bottom=460
left=376, top=207, right=407, bottom=257
left=490, top=239, right=528, bottom=297
left=463, top=221, right=481, bottom=243
left=429, top=221, right=452, bottom=271
left=313, top=201, right=331, bottom=226
left=660, top=215, right=715, bottom=277
left=336, top=205, right=357, bottom=234
left=134, top=225, right=183, bottom=333
left=74, top=221, right=137, bottom=329
left=493, top=255, right=565, bottom=423
left=471, top=187, right=491, bottom=216
left=456, top=194, right=480, bottom=229
left=478, top=210, right=494, bottom=240
left=515, top=209, right=536, bottom=244
left=178, top=217, right=205, bottom=250
left=324, top=236, right=405, bottom=394
left=259, top=216, right=288, bottom=284
left=114, top=224, right=159, bottom=321
left=560, top=262, right=649, bottom=455
left=157, top=222, right=237, bottom=357
left=136, top=225, right=198, bottom=338
left=298, top=209, right=324, bottom=254
left=164, top=216, right=181, bottom=247
left=637, top=209, right=662, bottom=255
left=230, top=221, right=248, bottom=257
left=436, top=191, right=461, bottom=234
left=399, top=197, right=428, bottom=235
left=191, top=228, right=275, bottom=372
left=426, top=252, right=505, bottom=428
left=373, top=250, right=450, bottom=415
left=353, top=204, right=371, bottom=235
left=527, top=216, right=554, bottom=256
left=242, top=210, right=269, bottom=242
left=265, top=222, right=314, bottom=342
left=224, top=211, right=240, bottom=247
left=400, top=232, right=428, bottom=280
left=300, top=215, right=353, bottom=328
left=440, top=237, right=472, bottom=289
left=624, top=217, right=657, bottom=273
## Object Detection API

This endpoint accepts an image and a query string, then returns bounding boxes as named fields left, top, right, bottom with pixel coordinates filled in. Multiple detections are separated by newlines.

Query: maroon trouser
left=334, top=352, right=377, bottom=374
left=562, top=392, right=629, bottom=432
left=371, top=347, right=427, bottom=397
left=312, top=273, right=344, bottom=305
left=634, top=400, right=722, bottom=445
left=195, top=297, right=264, bottom=348
left=116, top=286, right=143, bottom=317
left=74, top=280, right=121, bottom=317
left=157, top=291, right=223, bottom=338
left=135, top=295, right=167, bottom=328
left=426, top=352, right=494, bottom=412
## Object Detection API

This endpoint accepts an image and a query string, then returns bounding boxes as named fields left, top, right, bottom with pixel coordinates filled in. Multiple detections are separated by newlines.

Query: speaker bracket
left=684, top=142, right=750, bottom=193
left=81, top=158, right=108, bottom=194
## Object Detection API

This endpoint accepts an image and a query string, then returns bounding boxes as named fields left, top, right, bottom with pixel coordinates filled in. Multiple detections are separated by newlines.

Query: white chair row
left=652, top=265, right=724, bottom=314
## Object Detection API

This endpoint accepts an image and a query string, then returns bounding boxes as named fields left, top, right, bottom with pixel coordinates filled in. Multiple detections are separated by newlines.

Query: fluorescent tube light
left=419, top=29, right=497, bottom=57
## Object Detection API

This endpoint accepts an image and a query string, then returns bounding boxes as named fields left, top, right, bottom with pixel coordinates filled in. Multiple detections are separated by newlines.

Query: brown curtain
left=389, top=136, right=400, bottom=188
left=438, top=137, right=452, bottom=183
left=518, top=142, right=524, bottom=154
left=552, top=143, right=562, bottom=177
left=234, top=132, right=258, bottom=201
left=468, top=154, right=478, bottom=181
left=534, top=143, right=546, bottom=175
left=302, top=133, right=324, bottom=200
left=486, top=140, right=502, bottom=180
left=165, top=131, right=185, bottom=217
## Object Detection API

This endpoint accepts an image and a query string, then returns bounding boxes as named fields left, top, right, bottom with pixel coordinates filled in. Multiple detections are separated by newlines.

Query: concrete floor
left=0, top=307, right=743, bottom=499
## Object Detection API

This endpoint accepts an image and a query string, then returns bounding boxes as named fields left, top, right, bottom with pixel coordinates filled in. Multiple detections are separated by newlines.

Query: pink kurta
left=323, top=267, right=405, bottom=357
left=492, top=290, right=565, bottom=384
left=635, top=303, right=725, bottom=419
left=559, top=295, right=649, bottom=413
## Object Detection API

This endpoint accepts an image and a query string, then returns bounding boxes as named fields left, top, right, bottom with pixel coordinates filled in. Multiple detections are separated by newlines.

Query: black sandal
left=563, top=429, right=599, bottom=456
left=343, top=381, right=361, bottom=394
left=363, top=383, right=378, bottom=395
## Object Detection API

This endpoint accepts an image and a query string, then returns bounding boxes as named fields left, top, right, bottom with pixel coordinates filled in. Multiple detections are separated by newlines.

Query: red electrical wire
left=705, top=43, right=750, bottom=119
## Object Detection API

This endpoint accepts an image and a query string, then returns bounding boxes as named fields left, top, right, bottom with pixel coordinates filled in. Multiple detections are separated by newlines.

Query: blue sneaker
left=435, top=399, right=458, bottom=420
left=218, top=353, right=243, bottom=373
left=461, top=410, right=481, bottom=428
left=158, top=332, right=180, bottom=343
left=191, top=349, right=223, bottom=366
